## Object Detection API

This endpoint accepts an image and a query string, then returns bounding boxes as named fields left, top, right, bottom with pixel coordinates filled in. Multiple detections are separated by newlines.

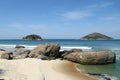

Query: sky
left=0, top=0, right=120, bottom=39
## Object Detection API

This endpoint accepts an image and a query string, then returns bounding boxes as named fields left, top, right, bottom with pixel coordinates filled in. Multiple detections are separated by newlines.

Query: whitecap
left=61, top=46, right=92, bottom=51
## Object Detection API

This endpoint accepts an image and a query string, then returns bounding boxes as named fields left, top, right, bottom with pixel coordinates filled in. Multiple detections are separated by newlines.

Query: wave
left=111, top=48, right=120, bottom=51
left=61, top=46, right=92, bottom=51
left=0, top=44, right=16, bottom=51
left=76, top=66, right=118, bottom=80
left=90, top=74, right=118, bottom=80
left=0, top=44, right=92, bottom=51
left=0, top=44, right=16, bottom=48
left=97, top=74, right=118, bottom=80
left=0, top=44, right=35, bottom=50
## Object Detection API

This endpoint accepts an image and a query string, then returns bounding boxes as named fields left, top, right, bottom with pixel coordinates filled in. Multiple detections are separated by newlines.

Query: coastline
left=0, top=39, right=119, bottom=80
left=0, top=58, right=97, bottom=80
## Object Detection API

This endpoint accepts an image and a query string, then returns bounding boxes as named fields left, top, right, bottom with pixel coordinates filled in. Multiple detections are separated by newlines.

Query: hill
left=80, top=32, right=114, bottom=40
left=22, top=34, right=42, bottom=40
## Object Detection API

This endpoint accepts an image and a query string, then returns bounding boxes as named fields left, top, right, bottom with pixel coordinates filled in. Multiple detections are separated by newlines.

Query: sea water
left=0, top=39, right=120, bottom=80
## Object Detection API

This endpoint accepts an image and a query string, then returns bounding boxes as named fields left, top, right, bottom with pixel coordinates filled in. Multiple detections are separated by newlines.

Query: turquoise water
left=0, top=39, right=120, bottom=80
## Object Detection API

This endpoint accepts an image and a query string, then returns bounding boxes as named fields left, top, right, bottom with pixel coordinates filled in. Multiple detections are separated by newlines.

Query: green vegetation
left=22, top=34, right=42, bottom=40
left=80, top=32, right=114, bottom=40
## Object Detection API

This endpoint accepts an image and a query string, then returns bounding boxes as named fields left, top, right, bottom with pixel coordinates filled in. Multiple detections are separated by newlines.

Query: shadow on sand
left=0, top=69, right=4, bottom=80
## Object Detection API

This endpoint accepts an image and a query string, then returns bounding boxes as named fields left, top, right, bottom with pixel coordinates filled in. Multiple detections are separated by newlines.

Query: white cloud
left=100, top=2, right=114, bottom=8
left=58, top=11, right=91, bottom=19
left=89, top=2, right=114, bottom=8
left=101, top=15, right=120, bottom=20
left=7, top=23, right=47, bottom=30
left=102, top=17, right=116, bottom=20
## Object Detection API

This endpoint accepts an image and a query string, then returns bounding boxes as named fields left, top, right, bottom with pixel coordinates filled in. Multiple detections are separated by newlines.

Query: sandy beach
left=0, top=58, right=97, bottom=80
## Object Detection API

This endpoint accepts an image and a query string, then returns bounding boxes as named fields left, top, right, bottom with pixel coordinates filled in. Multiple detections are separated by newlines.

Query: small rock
left=0, top=49, right=5, bottom=51
left=15, top=45, right=25, bottom=48
left=104, top=77, right=111, bottom=80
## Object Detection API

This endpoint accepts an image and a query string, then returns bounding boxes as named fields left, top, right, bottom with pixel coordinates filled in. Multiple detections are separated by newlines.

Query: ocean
left=0, top=39, right=120, bottom=80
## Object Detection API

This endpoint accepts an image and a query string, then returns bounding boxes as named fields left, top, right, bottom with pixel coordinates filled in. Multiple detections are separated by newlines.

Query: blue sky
left=0, top=0, right=120, bottom=39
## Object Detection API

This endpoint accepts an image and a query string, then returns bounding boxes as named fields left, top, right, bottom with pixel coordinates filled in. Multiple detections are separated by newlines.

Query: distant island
left=22, top=34, right=42, bottom=40
left=80, top=32, right=114, bottom=40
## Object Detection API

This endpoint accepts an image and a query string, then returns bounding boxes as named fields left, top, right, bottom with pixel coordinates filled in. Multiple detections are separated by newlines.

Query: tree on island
left=22, top=34, right=42, bottom=40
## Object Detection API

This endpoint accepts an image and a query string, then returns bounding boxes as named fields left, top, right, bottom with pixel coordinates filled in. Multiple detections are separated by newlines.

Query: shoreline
left=0, top=58, right=97, bottom=80
left=0, top=42, right=118, bottom=80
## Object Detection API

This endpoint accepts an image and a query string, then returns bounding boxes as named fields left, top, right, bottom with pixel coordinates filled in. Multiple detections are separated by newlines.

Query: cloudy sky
left=0, top=0, right=120, bottom=39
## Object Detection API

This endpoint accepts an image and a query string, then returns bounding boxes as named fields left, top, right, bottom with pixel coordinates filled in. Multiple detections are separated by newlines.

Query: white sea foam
left=99, top=74, right=118, bottom=80
left=0, top=44, right=35, bottom=51
left=116, top=55, right=120, bottom=61
left=87, top=73, right=118, bottom=80
left=25, top=45, right=92, bottom=51
left=61, top=46, right=92, bottom=51
left=105, top=76, right=118, bottom=80
left=24, top=45, right=36, bottom=49
left=0, top=44, right=92, bottom=51
left=111, top=48, right=120, bottom=51
left=0, top=44, right=16, bottom=48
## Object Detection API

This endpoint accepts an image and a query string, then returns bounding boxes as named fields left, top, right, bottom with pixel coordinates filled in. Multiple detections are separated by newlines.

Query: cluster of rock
left=0, top=43, right=116, bottom=65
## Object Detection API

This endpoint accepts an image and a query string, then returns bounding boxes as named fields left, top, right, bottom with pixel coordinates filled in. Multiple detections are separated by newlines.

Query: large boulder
left=13, top=50, right=30, bottom=59
left=63, top=50, right=116, bottom=65
left=0, top=51, right=13, bottom=60
left=29, top=43, right=60, bottom=59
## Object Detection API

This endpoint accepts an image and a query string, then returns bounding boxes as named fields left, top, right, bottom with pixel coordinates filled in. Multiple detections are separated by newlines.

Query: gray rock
left=13, top=48, right=29, bottom=54
left=13, top=50, right=30, bottom=59
left=63, top=50, right=116, bottom=65
left=37, top=55, right=49, bottom=60
left=61, top=49, right=82, bottom=57
left=29, top=43, right=60, bottom=59
left=15, top=45, right=25, bottom=48
left=0, top=51, right=13, bottom=60
left=69, top=49, right=82, bottom=52
left=0, top=49, right=5, bottom=51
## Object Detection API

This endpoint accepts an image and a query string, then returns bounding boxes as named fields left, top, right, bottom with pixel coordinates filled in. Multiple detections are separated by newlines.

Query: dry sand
left=0, top=58, right=97, bottom=80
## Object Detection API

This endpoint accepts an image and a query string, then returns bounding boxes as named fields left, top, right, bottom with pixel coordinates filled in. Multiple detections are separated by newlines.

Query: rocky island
left=22, top=34, right=42, bottom=40
left=80, top=32, right=114, bottom=40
